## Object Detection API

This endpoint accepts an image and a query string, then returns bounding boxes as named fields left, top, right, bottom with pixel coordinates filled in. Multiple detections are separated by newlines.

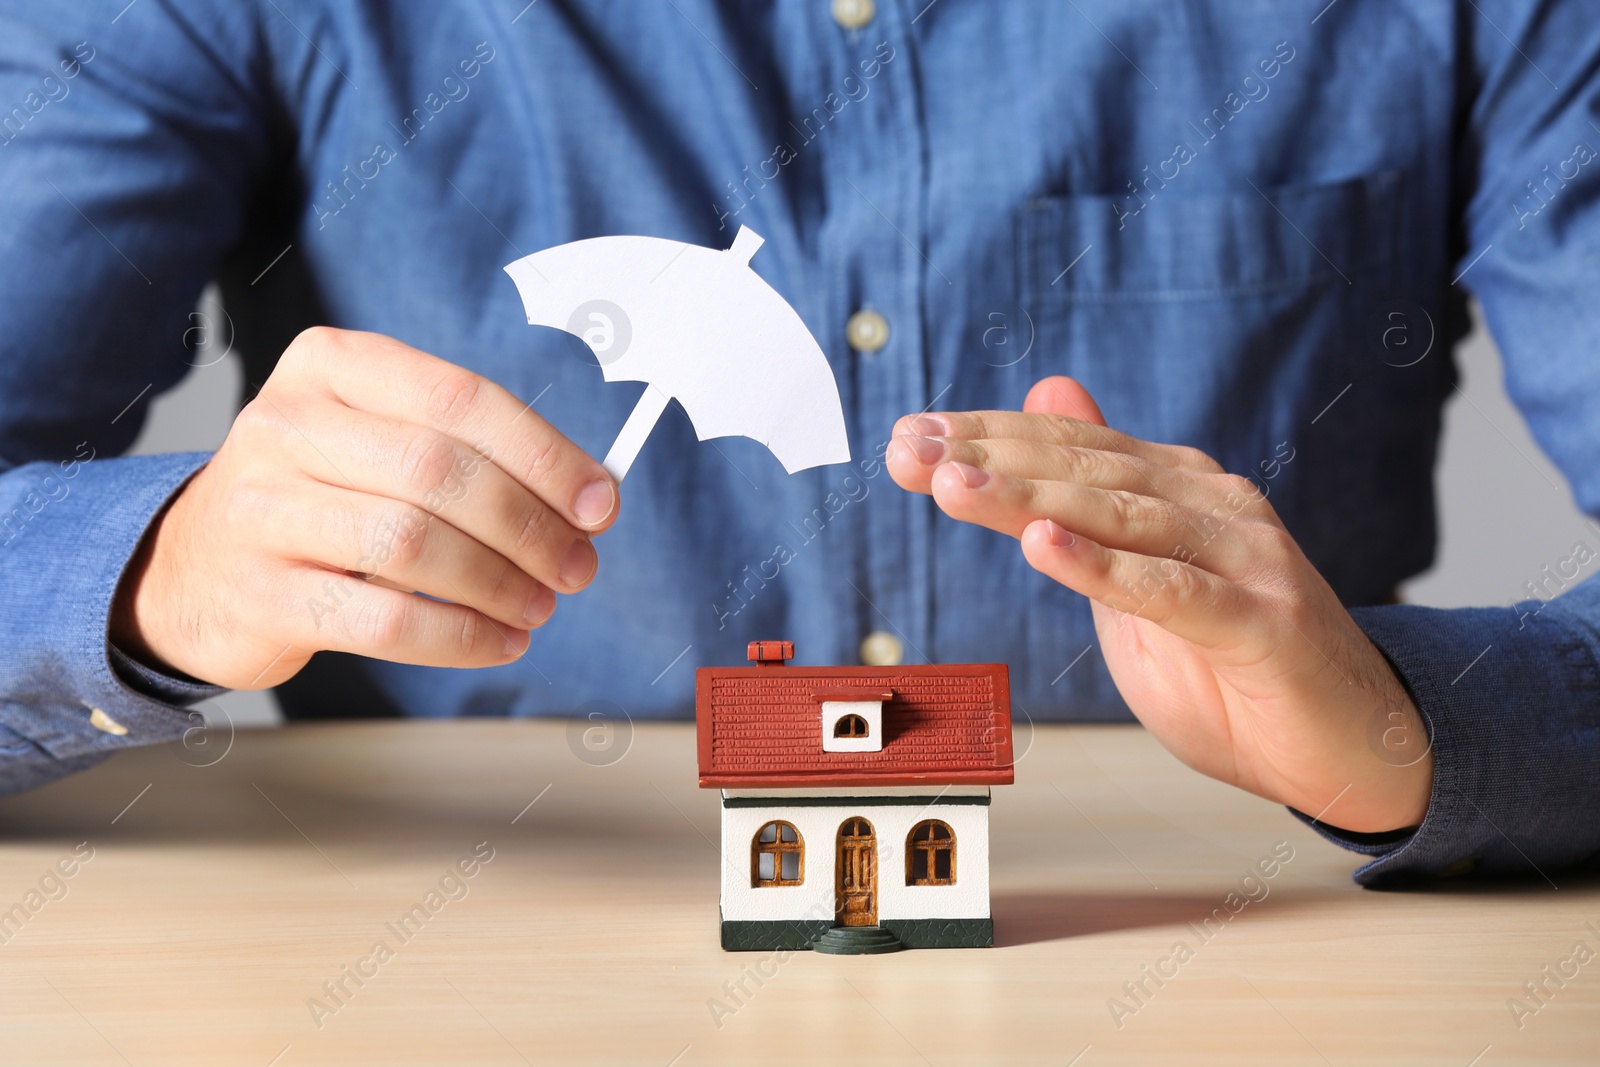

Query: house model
left=696, top=641, right=1013, bottom=954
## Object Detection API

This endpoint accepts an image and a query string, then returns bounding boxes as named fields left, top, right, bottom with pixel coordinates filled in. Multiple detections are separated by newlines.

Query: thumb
left=1023, top=376, right=1106, bottom=426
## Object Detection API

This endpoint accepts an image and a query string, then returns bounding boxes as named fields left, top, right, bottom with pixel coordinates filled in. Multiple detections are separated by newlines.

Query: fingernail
left=1044, top=519, right=1076, bottom=548
left=573, top=480, right=616, bottom=528
left=899, top=435, right=945, bottom=465
left=560, top=539, right=598, bottom=588
left=951, top=461, right=989, bottom=489
left=909, top=414, right=947, bottom=437
left=523, top=584, right=556, bottom=626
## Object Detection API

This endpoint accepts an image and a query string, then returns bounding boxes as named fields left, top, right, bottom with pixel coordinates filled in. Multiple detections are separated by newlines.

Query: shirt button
left=846, top=309, right=889, bottom=354
left=859, top=631, right=903, bottom=666
left=832, top=0, right=875, bottom=30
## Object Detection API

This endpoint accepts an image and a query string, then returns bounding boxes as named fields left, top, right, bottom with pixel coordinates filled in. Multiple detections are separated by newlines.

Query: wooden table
left=0, top=720, right=1592, bottom=1065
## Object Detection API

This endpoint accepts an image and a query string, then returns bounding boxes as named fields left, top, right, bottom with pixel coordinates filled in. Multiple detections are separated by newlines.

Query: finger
left=261, top=399, right=600, bottom=594
left=284, top=563, right=532, bottom=668
left=888, top=434, right=1202, bottom=504
left=280, top=327, right=619, bottom=532
left=889, top=435, right=1273, bottom=528
left=927, top=463, right=1259, bottom=578
left=255, top=481, right=557, bottom=632
left=893, top=409, right=1214, bottom=472
left=1023, top=375, right=1106, bottom=426
left=1020, top=519, right=1262, bottom=653
left=891, top=409, right=1221, bottom=474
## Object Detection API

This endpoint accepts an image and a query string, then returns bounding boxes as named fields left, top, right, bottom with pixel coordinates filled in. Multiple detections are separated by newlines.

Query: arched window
left=906, top=820, right=956, bottom=886
left=752, top=821, right=804, bottom=887
left=834, top=713, right=869, bottom=738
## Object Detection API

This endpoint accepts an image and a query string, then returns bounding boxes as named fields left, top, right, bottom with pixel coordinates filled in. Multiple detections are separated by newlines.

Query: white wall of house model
left=718, top=787, right=991, bottom=923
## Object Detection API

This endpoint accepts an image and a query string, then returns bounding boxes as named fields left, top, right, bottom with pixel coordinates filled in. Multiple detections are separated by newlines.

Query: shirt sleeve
left=1298, top=2, right=1600, bottom=885
left=0, top=451, right=227, bottom=794
left=0, top=2, right=268, bottom=793
left=1295, top=589, right=1600, bottom=886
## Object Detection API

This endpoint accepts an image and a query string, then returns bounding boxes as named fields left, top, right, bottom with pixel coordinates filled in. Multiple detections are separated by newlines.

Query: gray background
left=132, top=298, right=1589, bottom=727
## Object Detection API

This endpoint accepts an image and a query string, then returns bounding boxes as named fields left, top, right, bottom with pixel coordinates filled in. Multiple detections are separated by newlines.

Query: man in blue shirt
left=1, top=1, right=1597, bottom=887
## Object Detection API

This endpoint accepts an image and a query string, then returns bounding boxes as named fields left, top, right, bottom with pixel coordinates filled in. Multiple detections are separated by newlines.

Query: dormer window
left=816, top=688, right=892, bottom=753
left=834, top=714, right=869, bottom=739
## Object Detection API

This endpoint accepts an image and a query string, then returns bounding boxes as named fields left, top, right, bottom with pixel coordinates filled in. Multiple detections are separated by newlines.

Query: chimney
left=747, top=640, right=794, bottom=666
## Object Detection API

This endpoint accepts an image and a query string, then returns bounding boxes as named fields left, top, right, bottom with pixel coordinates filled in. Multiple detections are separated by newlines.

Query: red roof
left=695, top=659, right=1013, bottom=788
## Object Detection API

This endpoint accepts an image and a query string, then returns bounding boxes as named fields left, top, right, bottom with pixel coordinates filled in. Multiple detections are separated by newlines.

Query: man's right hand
left=110, top=327, right=618, bottom=690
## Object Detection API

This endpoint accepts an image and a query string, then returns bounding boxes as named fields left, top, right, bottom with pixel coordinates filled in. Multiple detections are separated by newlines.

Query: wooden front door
left=835, top=817, right=877, bottom=927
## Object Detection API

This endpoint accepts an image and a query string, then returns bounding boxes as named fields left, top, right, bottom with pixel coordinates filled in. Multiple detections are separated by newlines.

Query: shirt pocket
left=1013, top=171, right=1403, bottom=473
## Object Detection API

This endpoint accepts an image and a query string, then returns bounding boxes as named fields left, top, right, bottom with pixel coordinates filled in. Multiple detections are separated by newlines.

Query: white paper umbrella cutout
left=504, top=226, right=851, bottom=482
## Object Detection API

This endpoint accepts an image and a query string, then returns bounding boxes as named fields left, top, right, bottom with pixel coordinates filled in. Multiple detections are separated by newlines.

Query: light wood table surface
left=0, top=719, right=1593, bottom=1065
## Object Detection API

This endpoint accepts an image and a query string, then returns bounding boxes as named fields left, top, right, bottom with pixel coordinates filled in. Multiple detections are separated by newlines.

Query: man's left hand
left=887, top=376, right=1433, bottom=834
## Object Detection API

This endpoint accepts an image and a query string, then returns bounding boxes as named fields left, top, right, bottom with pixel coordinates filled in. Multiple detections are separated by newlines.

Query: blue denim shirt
left=2, top=1, right=1598, bottom=886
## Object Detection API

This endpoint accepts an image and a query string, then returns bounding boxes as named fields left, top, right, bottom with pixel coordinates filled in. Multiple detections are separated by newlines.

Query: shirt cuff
left=1294, top=590, right=1600, bottom=886
left=107, top=641, right=225, bottom=705
left=0, top=450, right=222, bottom=795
